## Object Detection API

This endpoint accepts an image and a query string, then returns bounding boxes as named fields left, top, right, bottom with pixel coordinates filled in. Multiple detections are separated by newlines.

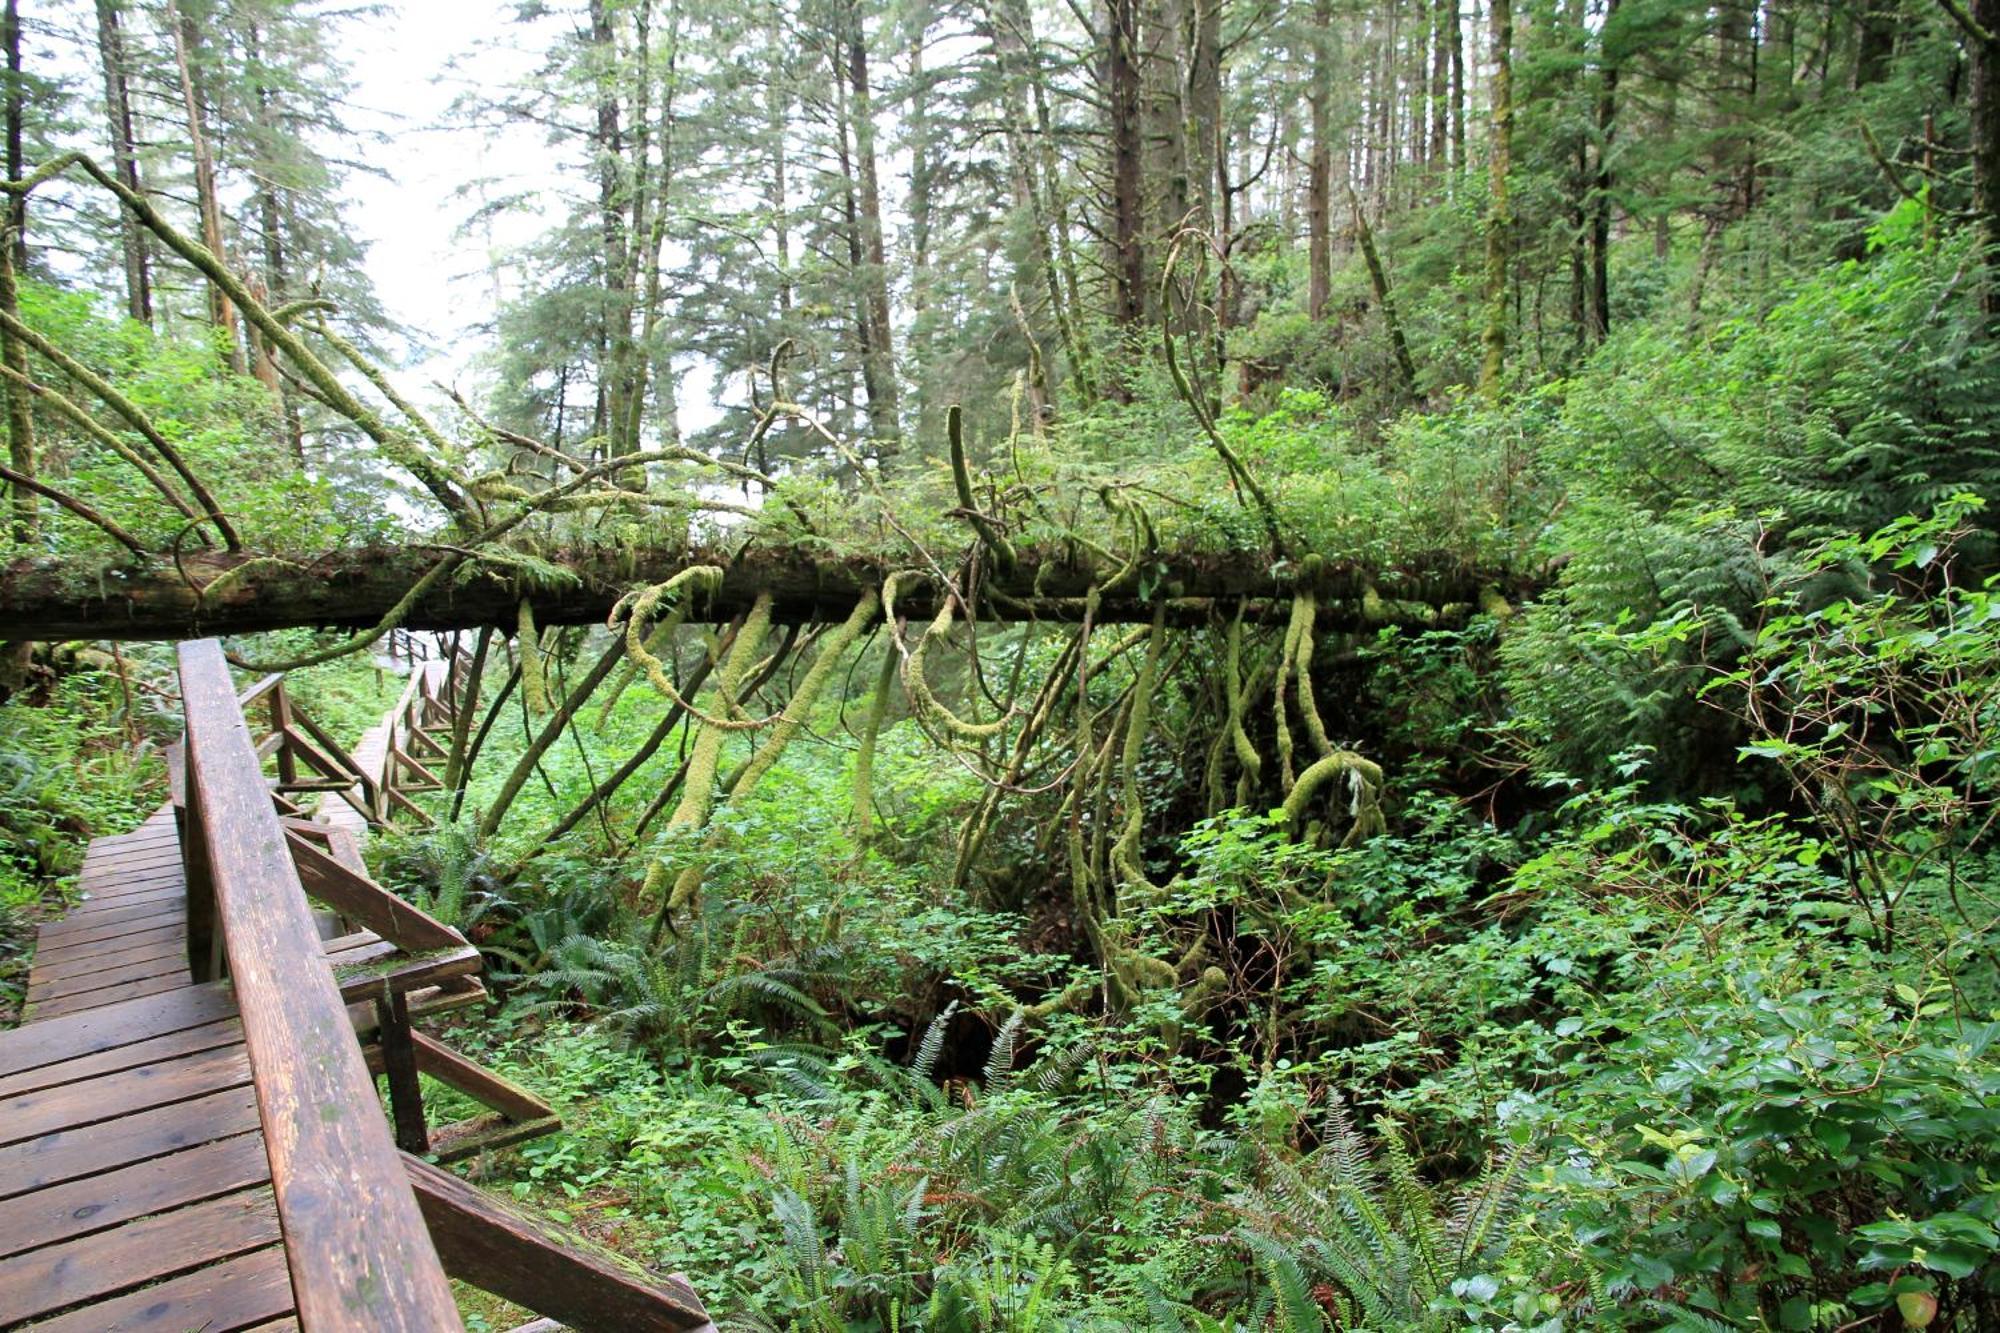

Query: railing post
left=181, top=759, right=220, bottom=982
left=271, top=680, right=297, bottom=789
left=377, top=991, right=431, bottom=1155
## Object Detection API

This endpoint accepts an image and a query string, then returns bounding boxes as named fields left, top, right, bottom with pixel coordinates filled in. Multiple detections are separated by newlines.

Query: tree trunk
left=625, top=1, right=681, bottom=453
left=1969, top=1, right=2000, bottom=320
left=1588, top=0, right=1620, bottom=342
left=1449, top=0, right=1466, bottom=175
left=1348, top=186, right=1418, bottom=392
left=1477, top=0, right=1512, bottom=394
left=94, top=0, right=151, bottom=324
left=1431, top=0, right=1452, bottom=173
left=1184, top=0, right=1222, bottom=238
left=242, top=21, right=296, bottom=446
left=589, top=0, right=634, bottom=457
left=845, top=0, right=900, bottom=456
left=1856, top=0, right=1897, bottom=88
left=1306, top=0, right=1333, bottom=321
left=1, top=0, right=30, bottom=542
left=168, top=0, right=243, bottom=372
left=1106, top=0, right=1147, bottom=331
left=908, top=0, right=939, bottom=445
left=0, top=543, right=1516, bottom=640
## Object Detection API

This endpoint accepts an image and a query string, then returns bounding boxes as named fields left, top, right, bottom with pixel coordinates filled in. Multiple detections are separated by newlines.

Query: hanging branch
left=946, top=404, right=1017, bottom=574
left=1345, top=185, right=1420, bottom=394
left=0, top=461, right=146, bottom=554
left=656, top=588, right=882, bottom=924
left=1157, top=227, right=1286, bottom=556
left=477, top=629, right=634, bottom=839
left=3, top=154, right=477, bottom=526
left=0, top=363, right=205, bottom=524
left=0, top=309, right=239, bottom=549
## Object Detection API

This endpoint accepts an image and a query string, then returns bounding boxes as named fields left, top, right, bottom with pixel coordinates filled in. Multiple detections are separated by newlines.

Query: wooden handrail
left=177, top=639, right=465, bottom=1331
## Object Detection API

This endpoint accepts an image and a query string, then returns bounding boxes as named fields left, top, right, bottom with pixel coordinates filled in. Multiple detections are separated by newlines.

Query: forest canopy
left=2, top=0, right=2000, bottom=1328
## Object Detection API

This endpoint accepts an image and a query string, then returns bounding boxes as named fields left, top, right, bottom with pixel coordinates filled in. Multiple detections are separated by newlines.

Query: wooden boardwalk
left=0, top=641, right=716, bottom=1332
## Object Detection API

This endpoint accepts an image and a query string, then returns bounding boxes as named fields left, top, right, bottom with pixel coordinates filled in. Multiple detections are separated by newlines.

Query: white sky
left=340, top=0, right=549, bottom=391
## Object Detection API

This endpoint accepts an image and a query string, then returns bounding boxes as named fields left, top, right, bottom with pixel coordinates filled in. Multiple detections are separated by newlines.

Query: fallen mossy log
left=0, top=542, right=1524, bottom=640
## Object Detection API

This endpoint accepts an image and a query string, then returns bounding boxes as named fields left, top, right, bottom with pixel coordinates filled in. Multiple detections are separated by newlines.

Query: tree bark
left=1305, top=0, right=1333, bottom=321
left=589, top=0, right=633, bottom=457
left=845, top=0, right=900, bottom=455
left=94, top=0, right=151, bottom=323
left=1963, top=0, right=2000, bottom=319
left=1477, top=0, right=1512, bottom=393
left=0, top=543, right=1519, bottom=640
left=1, top=0, right=30, bottom=542
left=1348, top=187, right=1418, bottom=392
left=1588, top=0, right=1620, bottom=343
left=169, top=0, right=243, bottom=372
left=1105, top=0, right=1147, bottom=330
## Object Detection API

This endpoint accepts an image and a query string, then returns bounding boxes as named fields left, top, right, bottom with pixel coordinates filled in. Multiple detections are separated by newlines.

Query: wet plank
left=0, top=1131, right=271, bottom=1259
left=0, top=1084, right=262, bottom=1200
left=0, top=1186, right=281, bottom=1324
left=24, top=1241, right=295, bottom=1332
left=0, top=1044, right=252, bottom=1149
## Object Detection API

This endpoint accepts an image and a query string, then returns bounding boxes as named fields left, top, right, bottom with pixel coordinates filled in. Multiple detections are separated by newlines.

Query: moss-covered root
left=1205, top=607, right=1263, bottom=815
left=1110, top=603, right=1169, bottom=905
left=851, top=639, right=901, bottom=851
left=947, top=403, right=1018, bottom=575
left=1290, top=592, right=1334, bottom=759
left=604, top=565, right=725, bottom=726
left=644, top=591, right=774, bottom=940
left=903, top=594, right=1009, bottom=741
left=1271, top=598, right=1302, bottom=790
left=517, top=598, right=549, bottom=715
left=666, top=587, right=882, bottom=915
left=1282, top=749, right=1386, bottom=846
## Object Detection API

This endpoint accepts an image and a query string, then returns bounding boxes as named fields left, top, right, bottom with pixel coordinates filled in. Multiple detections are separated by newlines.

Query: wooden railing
left=370, top=649, right=462, bottom=825
left=178, top=639, right=464, bottom=1329
left=236, top=670, right=382, bottom=822
left=174, top=637, right=717, bottom=1331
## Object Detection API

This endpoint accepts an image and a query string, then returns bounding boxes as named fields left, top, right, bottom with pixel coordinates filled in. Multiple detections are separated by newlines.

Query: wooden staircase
left=0, top=639, right=717, bottom=1331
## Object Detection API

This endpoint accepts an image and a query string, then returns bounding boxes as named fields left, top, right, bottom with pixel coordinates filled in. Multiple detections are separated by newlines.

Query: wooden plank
left=31, top=918, right=187, bottom=956
left=0, top=1131, right=271, bottom=1259
left=334, top=943, right=482, bottom=1001
left=0, top=1186, right=281, bottom=1324
left=0, top=1084, right=261, bottom=1199
left=287, top=831, right=465, bottom=952
left=74, top=861, right=182, bottom=887
left=405, top=1154, right=715, bottom=1332
left=412, top=1033, right=554, bottom=1123
left=28, top=951, right=187, bottom=996
left=26, top=1241, right=295, bottom=1333
left=236, top=673, right=284, bottom=709
left=80, top=848, right=181, bottom=868
left=26, top=970, right=193, bottom=1020
left=27, top=936, right=185, bottom=985
left=0, top=1044, right=251, bottom=1149
left=71, top=877, right=184, bottom=905
left=0, top=1017, right=241, bottom=1100
left=78, top=848, right=184, bottom=873
left=0, top=983, right=236, bottom=1079
left=38, top=900, right=185, bottom=938
left=289, top=706, right=370, bottom=784
left=29, top=923, right=184, bottom=966
left=65, top=887, right=182, bottom=915
left=166, top=740, right=185, bottom=807
left=177, top=639, right=463, bottom=1331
